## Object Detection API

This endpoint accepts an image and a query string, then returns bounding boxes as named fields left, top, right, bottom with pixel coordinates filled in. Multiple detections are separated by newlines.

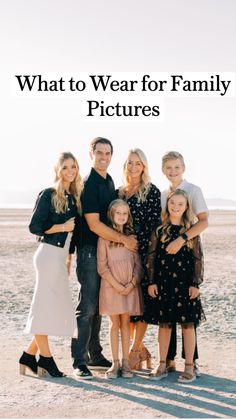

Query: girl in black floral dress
left=118, top=148, right=161, bottom=369
left=147, top=189, right=205, bottom=383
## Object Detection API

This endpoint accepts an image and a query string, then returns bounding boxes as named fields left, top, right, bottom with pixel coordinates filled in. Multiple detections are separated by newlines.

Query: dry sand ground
left=0, top=209, right=235, bottom=418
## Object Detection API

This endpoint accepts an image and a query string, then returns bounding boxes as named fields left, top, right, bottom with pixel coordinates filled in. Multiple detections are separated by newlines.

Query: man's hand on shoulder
left=122, top=234, right=138, bottom=252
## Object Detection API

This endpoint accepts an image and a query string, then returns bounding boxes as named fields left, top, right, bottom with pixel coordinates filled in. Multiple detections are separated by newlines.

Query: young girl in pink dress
left=97, top=199, right=143, bottom=379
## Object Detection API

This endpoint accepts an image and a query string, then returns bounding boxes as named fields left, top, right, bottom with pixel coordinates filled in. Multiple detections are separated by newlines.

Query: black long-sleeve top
left=29, top=187, right=80, bottom=253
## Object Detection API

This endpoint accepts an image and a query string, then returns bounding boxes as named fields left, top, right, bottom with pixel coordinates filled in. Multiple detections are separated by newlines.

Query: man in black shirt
left=72, top=137, right=137, bottom=379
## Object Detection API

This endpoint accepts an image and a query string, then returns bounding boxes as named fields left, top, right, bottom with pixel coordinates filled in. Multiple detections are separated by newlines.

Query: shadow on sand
left=35, top=370, right=236, bottom=418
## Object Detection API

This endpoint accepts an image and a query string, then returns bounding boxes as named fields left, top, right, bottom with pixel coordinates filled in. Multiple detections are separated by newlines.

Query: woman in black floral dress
left=147, top=189, right=205, bottom=382
left=118, top=148, right=161, bottom=369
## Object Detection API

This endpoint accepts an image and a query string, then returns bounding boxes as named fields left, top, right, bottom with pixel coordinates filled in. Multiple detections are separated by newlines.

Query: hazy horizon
left=1, top=188, right=236, bottom=210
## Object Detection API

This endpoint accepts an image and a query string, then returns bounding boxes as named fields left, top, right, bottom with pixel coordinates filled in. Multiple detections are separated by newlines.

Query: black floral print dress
left=144, top=224, right=205, bottom=327
left=118, top=183, right=161, bottom=322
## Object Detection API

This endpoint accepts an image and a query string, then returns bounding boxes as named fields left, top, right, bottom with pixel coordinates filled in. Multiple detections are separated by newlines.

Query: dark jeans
left=167, top=324, right=199, bottom=361
left=71, top=245, right=103, bottom=367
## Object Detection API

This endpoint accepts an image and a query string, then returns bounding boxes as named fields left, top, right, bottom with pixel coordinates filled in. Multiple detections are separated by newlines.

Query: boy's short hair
left=162, top=151, right=185, bottom=169
left=90, top=137, right=113, bottom=155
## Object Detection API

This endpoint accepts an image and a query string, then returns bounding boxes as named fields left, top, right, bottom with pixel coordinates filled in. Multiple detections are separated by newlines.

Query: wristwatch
left=181, top=232, right=188, bottom=242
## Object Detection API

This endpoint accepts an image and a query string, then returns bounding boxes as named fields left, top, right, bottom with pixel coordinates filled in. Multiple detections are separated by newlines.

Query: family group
left=19, top=137, right=208, bottom=384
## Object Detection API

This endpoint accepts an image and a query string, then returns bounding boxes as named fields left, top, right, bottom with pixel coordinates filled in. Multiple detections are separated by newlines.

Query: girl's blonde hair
left=119, top=148, right=151, bottom=203
left=158, top=189, right=193, bottom=248
left=107, top=199, right=133, bottom=246
left=52, top=152, right=83, bottom=214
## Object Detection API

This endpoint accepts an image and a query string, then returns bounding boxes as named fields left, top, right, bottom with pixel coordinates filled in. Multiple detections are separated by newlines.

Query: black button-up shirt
left=79, top=168, right=116, bottom=248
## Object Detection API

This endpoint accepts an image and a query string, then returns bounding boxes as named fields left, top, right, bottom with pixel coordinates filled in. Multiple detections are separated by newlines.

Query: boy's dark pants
left=167, top=324, right=199, bottom=361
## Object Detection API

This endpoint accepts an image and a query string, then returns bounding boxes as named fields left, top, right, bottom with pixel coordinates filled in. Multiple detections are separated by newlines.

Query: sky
left=0, top=0, right=236, bottom=205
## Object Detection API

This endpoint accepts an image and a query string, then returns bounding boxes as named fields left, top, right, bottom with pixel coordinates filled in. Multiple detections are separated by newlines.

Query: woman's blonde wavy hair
left=52, top=152, right=83, bottom=214
left=158, top=189, right=193, bottom=248
left=119, top=148, right=151, bottom=202
left=107, top=199, right=134, bottom=246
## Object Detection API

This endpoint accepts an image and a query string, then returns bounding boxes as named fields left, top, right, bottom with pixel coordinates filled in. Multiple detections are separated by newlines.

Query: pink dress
left=97, top=237, right=143, bottom=316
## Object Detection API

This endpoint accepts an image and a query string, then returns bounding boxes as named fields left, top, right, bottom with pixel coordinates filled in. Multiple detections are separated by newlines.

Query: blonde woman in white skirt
left=19, top=152, right=82, bottom=377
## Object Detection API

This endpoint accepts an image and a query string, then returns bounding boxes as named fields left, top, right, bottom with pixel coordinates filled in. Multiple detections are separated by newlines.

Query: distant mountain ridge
left=0, top=189, right=236, bottom=208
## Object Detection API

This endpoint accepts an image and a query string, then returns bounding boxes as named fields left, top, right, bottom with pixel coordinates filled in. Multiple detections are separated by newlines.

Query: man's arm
left=85, top=213, right=138, bottom=251
left=166, top=212, right=208, bottom=255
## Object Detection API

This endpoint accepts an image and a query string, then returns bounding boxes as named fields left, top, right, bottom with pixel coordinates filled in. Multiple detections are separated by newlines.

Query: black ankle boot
left=19, top=351, right=38, bottom=375
left=37, top=355, right=65, bottom=377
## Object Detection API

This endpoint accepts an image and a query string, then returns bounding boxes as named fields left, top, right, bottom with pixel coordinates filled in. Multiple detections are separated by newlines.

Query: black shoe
left=19, top=351, right=38, bottom=375
left=73, top=365, right=93, bottom=380
left=37, top=355, right=65, bottom=378
left=87, top=358, right=112, bottom=370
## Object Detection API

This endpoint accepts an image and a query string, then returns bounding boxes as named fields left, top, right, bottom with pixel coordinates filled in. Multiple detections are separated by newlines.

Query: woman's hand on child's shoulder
left=148, top=284, right=158, bottom=298
left=122, top=235, right=138, bottom=252
left=189, top=286, right=200, bottom=299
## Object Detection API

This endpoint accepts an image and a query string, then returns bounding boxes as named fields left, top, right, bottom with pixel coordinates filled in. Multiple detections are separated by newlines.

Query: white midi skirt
left=24, top=233, right=77, bottom=337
